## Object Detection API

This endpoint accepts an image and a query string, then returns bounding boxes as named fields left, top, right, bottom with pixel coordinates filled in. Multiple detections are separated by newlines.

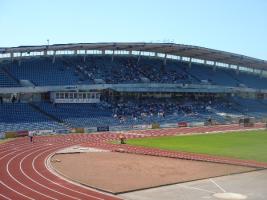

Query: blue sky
left=0, top=0, right=266, bottom=60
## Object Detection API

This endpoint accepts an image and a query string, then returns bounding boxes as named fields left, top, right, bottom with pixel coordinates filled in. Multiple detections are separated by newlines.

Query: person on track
left=29, top=131, right=34, bottom=143
left=119, top=134, right=126, bottom=144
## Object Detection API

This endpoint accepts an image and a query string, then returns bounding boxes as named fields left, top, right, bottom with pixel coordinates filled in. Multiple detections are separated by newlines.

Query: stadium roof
left=1, top=42, right=267, bottom=70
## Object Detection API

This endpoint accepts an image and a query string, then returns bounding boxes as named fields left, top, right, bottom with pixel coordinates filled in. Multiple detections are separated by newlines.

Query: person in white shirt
left=28, top=132, right=34, bottom=143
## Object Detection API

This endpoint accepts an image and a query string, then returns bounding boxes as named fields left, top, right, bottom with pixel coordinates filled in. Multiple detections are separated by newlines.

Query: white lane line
left=209, top=179, right=226, bottom=193
left=178, top=184, right=216, bottom=194
left=34, top=146, right=106, bottom=200
left=21, top=145, right=81, bottom=200
left=0, top=179, right=34, bottom=200
left=0, top=146, right=37, bottom=200
left=19, top=146, right=60, bottom=200
left=2, top=135, right=116, bottom=200
left=0, top=143, right=38, bottom=162
left=0, top=193, right=12, bottom=200
left=0, top=143, right=33, bottom=158
left=0, top=151, right=21, bottom=161
left=6, top=145, right=57, bottom=200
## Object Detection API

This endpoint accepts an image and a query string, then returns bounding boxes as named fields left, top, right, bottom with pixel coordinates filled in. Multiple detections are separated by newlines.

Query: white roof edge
left=0, top=42, right=266, bottom=70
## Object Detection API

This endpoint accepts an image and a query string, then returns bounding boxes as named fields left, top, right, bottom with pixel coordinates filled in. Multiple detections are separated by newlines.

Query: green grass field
left=128, top=130, right=267, bottom=162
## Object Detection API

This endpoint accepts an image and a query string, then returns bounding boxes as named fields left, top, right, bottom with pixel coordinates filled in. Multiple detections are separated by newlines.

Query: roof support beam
left=10, top=52, right=14, bottom=62
left=164, top=54, right=167, bottom=66
left=52, top=51, right=56, bottom=64
left=213, top=62, right=217, bottom=71
left=236, top=65, right=240, bottom=74
left=18, top=52, right=22, bottom=66
left=112, top=50, right=114, bottom=62
left=137, top=51, right=141, bottom=64
left=189, top=57, right=192, bottom=68
left=83, top=52, right=86, bottom=62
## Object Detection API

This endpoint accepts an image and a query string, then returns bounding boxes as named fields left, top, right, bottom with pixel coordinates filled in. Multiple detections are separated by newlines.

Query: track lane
left=0, top=124, right=265, bottom=200
left=7, top=145, right=58, bottom=200
left=0, top=145, right=38, bottom=200
left=0, top=134, right=121, bottom=200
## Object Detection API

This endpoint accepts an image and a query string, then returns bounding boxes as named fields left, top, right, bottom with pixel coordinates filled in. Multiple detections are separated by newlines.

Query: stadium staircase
left=223, top=70, right=242, bottom=86
left=59, top=57, right=88, bottom=83
left=179, top=65, right=202, bottom=83
left=0, top=67, right=21, bottom=86
left=28, top=103, right=70, bottom=128
left=134, top=62, right=151, bottom=81
left=222, top=97, right=245, bottom=115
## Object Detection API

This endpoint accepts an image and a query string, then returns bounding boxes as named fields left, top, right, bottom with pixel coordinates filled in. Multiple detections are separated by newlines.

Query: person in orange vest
left=119, top=134, right=126, bottom=144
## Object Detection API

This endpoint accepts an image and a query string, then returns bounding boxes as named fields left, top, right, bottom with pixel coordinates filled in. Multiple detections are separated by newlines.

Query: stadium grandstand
left=1, top=42, right=267, bottom=135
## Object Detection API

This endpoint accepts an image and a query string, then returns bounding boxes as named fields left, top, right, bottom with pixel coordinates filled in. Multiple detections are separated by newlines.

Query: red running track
left=0, top=124, right=266, bottom=200
left=0, top=135, right=122, bottom=200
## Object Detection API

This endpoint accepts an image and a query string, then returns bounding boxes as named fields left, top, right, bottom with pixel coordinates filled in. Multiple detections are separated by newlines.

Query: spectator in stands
left=11, top=95, right=16, bottom=103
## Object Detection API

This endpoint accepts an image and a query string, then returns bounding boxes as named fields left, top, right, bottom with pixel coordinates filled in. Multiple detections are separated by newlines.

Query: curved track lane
left=0, top=124, right=265, bottom=200
left=0, top=135, right=121, bottom=200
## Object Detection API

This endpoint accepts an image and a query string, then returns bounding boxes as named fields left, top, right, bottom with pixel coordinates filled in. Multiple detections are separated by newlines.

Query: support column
left=112, top=50, right=114, bottom=62
left=18, top=52, right=22, bottom=66
left=260, top=69, right=263, bottom=78
left=236, top=65, right=240, bottom=74
left=83, top=50, right=87, bottom=62
left=137, top=52, right=141, bottom=64
left=52, top=51, right=56, bottom=64
left=213, top=61, right=217, bottom=71
left=189, top=57, right=192, bottom=68
left=163, top=54, right=167, bottom=66
left=10, top=52, right=14, bottom=62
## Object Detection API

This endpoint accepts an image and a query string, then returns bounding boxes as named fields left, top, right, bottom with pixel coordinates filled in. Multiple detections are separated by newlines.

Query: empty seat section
left=0, top=103, right=65, bottom=132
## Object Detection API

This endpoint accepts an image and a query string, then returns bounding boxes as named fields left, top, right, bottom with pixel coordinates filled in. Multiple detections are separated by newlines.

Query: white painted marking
left=19, top=146, right=60, bottom=200
left=178, top=184, right=215, bottom=194
left=0, top=193, right=12, bottom=200
left=21, top=146, right=84, bottom=200
left=0, top=146, right=38, bottom=200
left=213, top=192, right=247, bottom=199
left=0, top=143, right=33, bottom=157
left=0, top=179, right=34, bottom=200
left=209, top=179, right=226, bottom=193
left=6, top=146, right=57, bottom=200
left=35, top=146, right=106, bottom=200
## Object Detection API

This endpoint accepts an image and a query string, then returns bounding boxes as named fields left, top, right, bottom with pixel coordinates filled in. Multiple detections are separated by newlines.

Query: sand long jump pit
left=50, top=147, right=256, bottom=194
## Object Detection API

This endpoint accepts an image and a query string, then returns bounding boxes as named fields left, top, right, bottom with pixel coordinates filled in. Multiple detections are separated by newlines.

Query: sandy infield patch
left=51, top=152, right=255, bottom=193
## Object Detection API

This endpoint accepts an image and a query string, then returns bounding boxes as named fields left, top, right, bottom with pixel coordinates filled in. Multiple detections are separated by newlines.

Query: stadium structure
left=1, top=42, right=267, bottom=137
